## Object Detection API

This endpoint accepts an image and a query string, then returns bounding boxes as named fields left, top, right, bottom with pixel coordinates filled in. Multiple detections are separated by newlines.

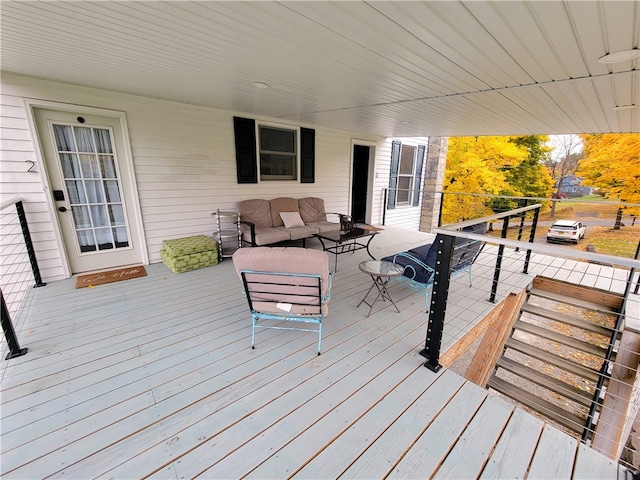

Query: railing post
left=382, top=189, right=388, bottom=226
left=523, top=206, right=540, bottom=274
left=437, top=192, right=444, bottom=227
left=1, top=289, right=28, bottom=359
left=16, top=201, right=46, bottom=288
left=489, top=216, right=510, bottom=303
left=514, top=199, right=528, bottom=251
left=420, top=234, right=454, bottom=372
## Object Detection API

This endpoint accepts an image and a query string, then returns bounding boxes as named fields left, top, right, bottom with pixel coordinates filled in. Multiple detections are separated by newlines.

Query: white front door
left=35, top=109, right=143, bottom=274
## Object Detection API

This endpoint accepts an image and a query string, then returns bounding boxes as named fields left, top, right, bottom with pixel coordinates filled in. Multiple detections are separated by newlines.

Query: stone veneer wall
left=419, top=136, right=448, bottom=233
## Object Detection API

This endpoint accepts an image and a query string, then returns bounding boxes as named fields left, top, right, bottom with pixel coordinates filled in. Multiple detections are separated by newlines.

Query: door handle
left=58, top=206, right=67, bottom=212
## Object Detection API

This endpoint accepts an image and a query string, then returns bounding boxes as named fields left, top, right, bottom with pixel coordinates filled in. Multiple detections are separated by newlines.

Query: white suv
left=546, top=220, right=586, bottom=244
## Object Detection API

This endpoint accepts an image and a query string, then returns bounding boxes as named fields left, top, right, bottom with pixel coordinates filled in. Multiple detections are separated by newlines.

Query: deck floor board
left=1, top=226, right=631, bottom=478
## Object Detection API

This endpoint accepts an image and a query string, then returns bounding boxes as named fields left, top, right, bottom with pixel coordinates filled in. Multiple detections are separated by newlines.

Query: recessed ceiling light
left=612, top=104, right=639, bottom=111
left=251, top=82, right=270, bottom=89
left=598, top=49, right=640, bottom=64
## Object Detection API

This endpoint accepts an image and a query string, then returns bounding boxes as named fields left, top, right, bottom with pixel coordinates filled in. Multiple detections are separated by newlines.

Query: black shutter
left=300, top=127, right=315, bottom=183
left=233, top=116, right=258, bottom=184
left=413, top=144, right=426, bottom=206
left=387, top=140, right=401, bottom=209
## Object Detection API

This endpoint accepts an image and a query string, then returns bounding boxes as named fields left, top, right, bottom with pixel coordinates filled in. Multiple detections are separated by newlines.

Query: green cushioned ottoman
left=161, top=235, right=219, bottom=273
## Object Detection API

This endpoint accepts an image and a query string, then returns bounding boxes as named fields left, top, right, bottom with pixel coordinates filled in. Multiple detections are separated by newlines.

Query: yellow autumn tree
left=578, top=134, right=640, bottom=224
left=442, top=136, right=529, bottom=224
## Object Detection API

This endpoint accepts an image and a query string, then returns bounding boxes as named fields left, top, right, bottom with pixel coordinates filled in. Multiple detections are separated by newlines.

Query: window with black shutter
left=233, top=117, right=315, bottom=183
left=388, top=140, right=426, bottom=208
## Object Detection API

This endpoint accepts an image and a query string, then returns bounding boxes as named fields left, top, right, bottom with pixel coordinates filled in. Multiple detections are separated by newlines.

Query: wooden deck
left=0, top=227, right=629, bottom=479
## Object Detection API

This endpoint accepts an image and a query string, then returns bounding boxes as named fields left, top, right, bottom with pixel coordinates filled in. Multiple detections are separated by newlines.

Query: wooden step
left=496, top=356, right=593, bottom=407
left=528, top=287, right=622, bottom=316
left=505, top=337, right=602, bottom=383
left=521, top=303, right=614, bottom=337
left=487, top=375, right=586, bottom=434
left=513, top=320, right=609, bottom=358
left=530, top=276, right=623, bottom=312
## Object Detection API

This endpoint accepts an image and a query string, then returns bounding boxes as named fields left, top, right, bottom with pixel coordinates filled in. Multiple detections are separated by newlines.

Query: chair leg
left=251, top=314, right=257, bottom=349
left=317, top=322, right=322, bottom=355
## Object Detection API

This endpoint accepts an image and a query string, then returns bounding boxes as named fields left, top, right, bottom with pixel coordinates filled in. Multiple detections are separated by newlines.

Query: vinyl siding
left=1, top=74, right=406, bottom=281
left=374, top=137, right=432, bottom=231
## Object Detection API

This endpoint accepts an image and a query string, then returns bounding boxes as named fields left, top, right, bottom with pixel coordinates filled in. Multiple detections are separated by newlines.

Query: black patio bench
left=381, top=222, right=487, bottom=309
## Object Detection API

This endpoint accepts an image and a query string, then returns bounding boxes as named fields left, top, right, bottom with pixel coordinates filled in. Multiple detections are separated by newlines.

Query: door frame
left=25, top=99, right=148, bottom=278
left=350, top=139, right=376, bottom=225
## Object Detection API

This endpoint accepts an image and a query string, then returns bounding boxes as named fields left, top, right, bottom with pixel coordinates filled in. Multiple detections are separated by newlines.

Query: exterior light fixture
left=598, top=49, right=640, bottom=64
left=251, top=82, right=270, bottom=89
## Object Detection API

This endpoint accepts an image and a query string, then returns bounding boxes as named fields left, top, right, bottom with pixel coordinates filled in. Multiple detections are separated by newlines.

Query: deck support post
left=420, top=234, right=454, bottom=372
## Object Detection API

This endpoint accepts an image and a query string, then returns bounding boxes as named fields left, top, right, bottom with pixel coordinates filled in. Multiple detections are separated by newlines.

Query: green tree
left=578, top=134, right=640, bottom=228
left=442, top=136, right=528, bottom=223
left=490, top=135, right=554, bottom=213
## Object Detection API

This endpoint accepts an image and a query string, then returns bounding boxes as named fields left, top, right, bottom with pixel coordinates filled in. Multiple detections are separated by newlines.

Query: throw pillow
left=280, top=211, right=305, bottom=228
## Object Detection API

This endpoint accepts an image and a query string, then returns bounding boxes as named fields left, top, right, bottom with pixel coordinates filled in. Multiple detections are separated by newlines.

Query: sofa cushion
left=287, top=225, right=320, bottom=240
left=270, top=197, right=300, bottom=227
left=280, top=211, right=305, bottom=229
left=306, top=221, right=341, bottom=233
left=237, top=199, right=273, bottom=229
left=241, top=227, right=291, bottom=246
left=299, top=197, right=328, bottom=223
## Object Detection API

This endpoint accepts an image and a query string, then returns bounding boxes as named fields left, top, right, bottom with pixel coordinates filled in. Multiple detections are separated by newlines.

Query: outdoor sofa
left=236, top=197, right=345, bottom=247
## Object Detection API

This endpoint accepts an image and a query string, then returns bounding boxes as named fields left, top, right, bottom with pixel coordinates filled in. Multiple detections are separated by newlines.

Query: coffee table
left=314, top=227, right=377, bottom=271
left=357, top=260, right=404, bottom=317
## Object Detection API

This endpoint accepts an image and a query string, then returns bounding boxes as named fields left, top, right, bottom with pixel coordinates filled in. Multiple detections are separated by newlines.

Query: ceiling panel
left=1, top=0, right=638, bottom=136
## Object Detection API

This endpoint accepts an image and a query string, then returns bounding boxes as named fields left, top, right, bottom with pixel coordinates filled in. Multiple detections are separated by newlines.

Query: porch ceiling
left=1, top=1, right=639, bottom=137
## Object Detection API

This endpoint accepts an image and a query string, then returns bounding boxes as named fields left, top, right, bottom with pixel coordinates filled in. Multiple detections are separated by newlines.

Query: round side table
left=357, top=260, right=404, bottom=317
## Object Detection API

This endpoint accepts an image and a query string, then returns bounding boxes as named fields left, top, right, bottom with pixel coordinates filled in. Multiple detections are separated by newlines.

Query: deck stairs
left=477, top=276, right=625, bottom=442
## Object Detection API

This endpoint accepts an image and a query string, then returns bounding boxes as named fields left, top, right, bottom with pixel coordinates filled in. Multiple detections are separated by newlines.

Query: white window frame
left=257, top=122, right=300, bottom=181
left=396, top=144, right=417, bottom=206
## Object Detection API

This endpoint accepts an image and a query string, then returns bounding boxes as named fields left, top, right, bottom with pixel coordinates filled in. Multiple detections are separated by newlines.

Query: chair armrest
left=239, top=219, right=257, bottom=246
left=391, top=252, right=435, bottom=284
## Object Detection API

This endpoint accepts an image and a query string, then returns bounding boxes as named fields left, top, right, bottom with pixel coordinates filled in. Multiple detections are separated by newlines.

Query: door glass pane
left=60, top=153, right=81, bottom=177
left=80, top=154, right=100, bottom=178
left=72, top=206, right=92, bottom=229
left=53, top=123, right=130, bottom=255
left=113, top=227, right=129, bottom=247
left=95, top=228, right=114, bottom=250
left=94, top=129, right=113, bottom=154
left=85, top=180, right=105, bottom=204
left=77, top=230, right=96, bottom=252
left=75, top=127, right=95, bottom=152
left=53, top=125, right=75, bottom=151
left=100, top=156, right=117, bottom=178
left=66, top=180, right=87, bottom=204
left=109, top=204, right=125, bottom=225
left=104, top=180, right=121, bottom=202
left=91, top=205, right=109, bottom=228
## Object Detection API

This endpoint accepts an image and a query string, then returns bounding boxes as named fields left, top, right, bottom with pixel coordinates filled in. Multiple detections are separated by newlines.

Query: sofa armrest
left=239, top=219, right=257, bottom=246
left=326, top=212, right=349, bottom=223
